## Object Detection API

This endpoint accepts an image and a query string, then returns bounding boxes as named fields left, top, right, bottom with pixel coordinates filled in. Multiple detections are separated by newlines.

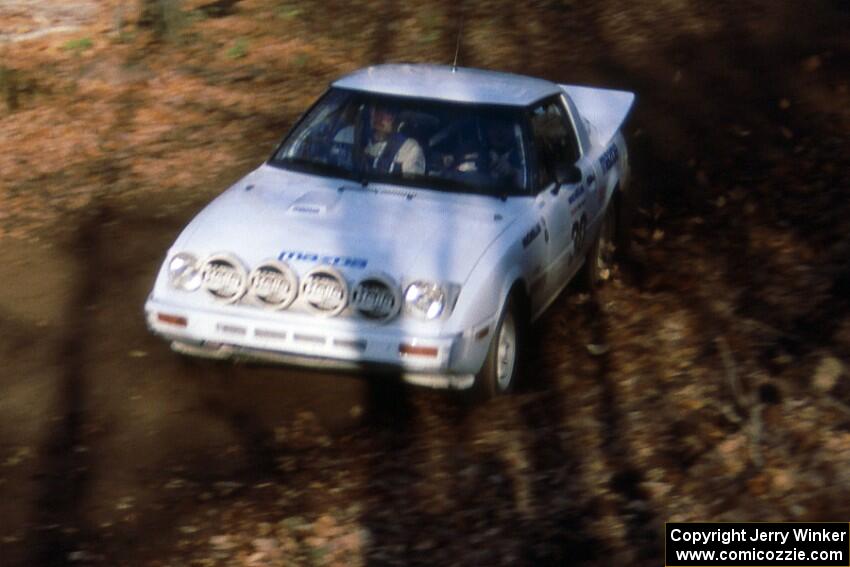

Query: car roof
left=332, top=64, right=562, bottom=107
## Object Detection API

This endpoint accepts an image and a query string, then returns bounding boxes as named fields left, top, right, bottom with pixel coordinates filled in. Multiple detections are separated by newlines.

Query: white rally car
left=145, top=64, right=633, bottom=397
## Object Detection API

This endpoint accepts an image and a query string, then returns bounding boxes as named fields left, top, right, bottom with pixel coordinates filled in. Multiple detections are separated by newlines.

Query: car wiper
left=465, top=184, right=510, bottom=202
left=341, top=169, right=514, bottom=201
left=481, top=190, right=509, bottom=202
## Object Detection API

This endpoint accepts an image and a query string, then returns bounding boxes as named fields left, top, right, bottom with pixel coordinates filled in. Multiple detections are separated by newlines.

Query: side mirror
left=556, top=164, right=582, bottom=186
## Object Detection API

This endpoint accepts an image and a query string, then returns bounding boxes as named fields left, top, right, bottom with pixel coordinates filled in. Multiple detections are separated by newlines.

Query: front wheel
left=473, top=295, right=524, bottom=400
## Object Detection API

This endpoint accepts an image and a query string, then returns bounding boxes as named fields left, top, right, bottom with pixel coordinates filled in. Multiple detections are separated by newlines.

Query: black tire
left=472, top=294, right=525, bottom=400
left=579, top=198, right=618, bottom=291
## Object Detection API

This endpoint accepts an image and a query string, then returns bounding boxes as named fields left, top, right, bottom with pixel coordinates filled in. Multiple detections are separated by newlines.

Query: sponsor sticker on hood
left=279, top=250, right=368, bottom=269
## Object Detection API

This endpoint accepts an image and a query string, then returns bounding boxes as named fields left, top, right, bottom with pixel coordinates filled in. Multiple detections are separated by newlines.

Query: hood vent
left=288, top=190, right=341, bottom=216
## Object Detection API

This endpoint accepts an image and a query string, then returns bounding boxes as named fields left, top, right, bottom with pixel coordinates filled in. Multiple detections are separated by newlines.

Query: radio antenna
left=451, top=13, right=464, bottom=72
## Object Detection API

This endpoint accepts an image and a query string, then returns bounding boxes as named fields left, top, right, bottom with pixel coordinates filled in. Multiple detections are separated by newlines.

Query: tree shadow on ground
left=24, top=204, right=110, bottom=566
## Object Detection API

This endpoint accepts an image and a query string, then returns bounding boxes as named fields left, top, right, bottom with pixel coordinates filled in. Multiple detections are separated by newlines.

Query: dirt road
left=2, top=184, right=629, bottom=566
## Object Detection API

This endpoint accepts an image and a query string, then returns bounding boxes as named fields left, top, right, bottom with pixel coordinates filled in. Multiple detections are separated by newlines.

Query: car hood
left=171, top=165, right=519, bottom=285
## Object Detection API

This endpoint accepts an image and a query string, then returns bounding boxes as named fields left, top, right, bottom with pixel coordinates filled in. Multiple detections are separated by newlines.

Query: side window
left=529, top=100, right=580, bottom=190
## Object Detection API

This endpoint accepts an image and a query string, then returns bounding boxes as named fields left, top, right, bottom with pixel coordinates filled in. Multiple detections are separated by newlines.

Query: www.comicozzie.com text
left=670, top=527, right=848, bottom=546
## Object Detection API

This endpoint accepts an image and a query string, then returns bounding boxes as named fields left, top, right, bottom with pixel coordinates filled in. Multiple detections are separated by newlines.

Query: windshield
left=271, top=88, right=530, bottom=196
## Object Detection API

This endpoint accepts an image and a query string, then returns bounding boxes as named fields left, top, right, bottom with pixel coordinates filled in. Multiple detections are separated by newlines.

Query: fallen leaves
left=209, top=534, right=237, bottom=550
left=2, top=446, right=32, bottom=467
left=586, top=343, right=610, bottom=356
left=803, top=55, right=822, bottom=72
left=813, top=355, right=844, bottom=393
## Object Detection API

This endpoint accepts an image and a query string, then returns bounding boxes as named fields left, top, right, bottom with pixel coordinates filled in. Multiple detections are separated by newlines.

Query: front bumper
left=144, top=297, right=493, bottom=390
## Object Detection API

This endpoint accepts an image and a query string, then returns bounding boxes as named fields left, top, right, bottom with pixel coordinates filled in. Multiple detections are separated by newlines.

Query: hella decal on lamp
left=300, top=266, right=349, bottom=316
left=201, top=253, right=248, bottom=303
left=248, top=260, right=299, bottom=310
left=352, top=273, right=401, bottom=322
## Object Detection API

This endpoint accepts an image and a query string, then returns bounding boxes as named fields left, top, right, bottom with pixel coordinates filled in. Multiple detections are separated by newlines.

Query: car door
left=558, top=94, right=604, bottom=235
left=527, top=99, right=585, bottom=299
left=570, top=155, right=601, bottom=260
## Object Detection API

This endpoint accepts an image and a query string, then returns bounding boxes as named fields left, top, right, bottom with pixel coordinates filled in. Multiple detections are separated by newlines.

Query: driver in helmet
left=364, top=106, right=425, bottom=176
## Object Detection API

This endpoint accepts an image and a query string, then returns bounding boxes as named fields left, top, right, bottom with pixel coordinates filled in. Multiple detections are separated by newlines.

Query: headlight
left=167, top=252, right=202, bottom=291
left=404, top=281, right=458, bottom=320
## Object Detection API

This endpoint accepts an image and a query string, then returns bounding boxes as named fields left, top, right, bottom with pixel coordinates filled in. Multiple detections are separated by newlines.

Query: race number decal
left=572, top=214, right=588, bottom=254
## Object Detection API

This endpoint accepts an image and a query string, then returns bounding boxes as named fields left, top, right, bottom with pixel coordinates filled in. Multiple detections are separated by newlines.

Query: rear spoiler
left=559, top=84, right=635, bottom=145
